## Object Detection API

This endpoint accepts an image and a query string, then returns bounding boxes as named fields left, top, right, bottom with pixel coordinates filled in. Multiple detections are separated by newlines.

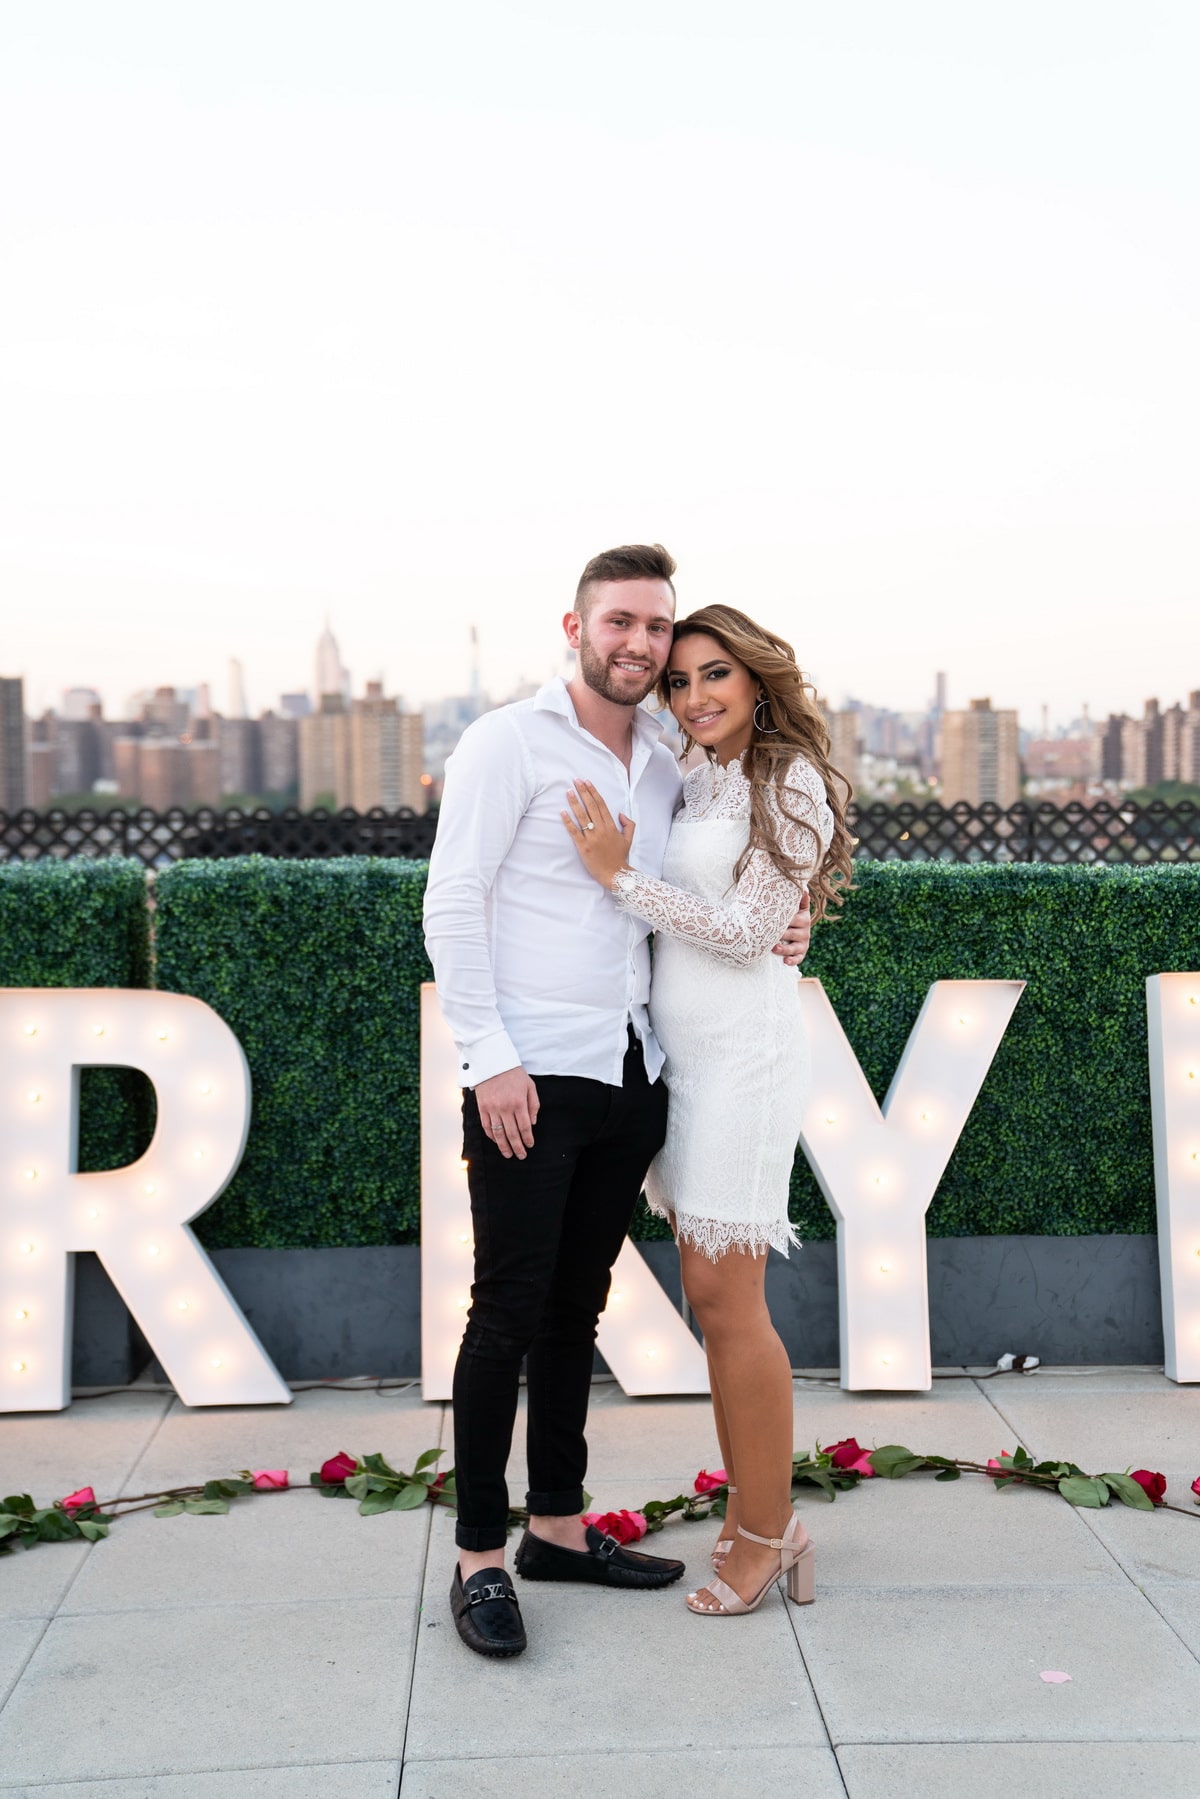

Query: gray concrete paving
left=1, top=1369, right=1199, bottom=1795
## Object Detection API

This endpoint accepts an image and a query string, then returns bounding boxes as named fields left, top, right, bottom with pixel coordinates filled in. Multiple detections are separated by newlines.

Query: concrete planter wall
left=71, top=1235, right=1164, bottom=1389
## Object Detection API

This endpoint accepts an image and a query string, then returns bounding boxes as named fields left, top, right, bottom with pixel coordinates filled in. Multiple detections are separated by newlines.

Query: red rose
left=1192, top=1475, right=1200, bottom=1500
left=693, top=1468, right=728, bottom=1493
left=823, top=1438, right=874, bottom=1475
left=431, top=1473, right=448, bottom=1494
left=1131, top=1469, right=1167, bottom=1506
left=59, top=1485, right=96, bottom=1515
left=319, top=1452, right=358, bottom=1485
left=582, top=1509, right=648, bottom=1544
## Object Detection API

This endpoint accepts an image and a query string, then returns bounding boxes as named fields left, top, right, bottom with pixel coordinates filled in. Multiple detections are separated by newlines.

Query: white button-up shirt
left=423, top=678, right=681, bottom=1088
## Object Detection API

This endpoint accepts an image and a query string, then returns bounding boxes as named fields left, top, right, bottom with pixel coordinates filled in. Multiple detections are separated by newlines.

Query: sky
left=2, top=1, right=1197, bottom=728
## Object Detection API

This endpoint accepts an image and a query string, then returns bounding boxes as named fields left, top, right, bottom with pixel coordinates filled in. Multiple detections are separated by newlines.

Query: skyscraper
left=940, top=699, right=1020, bottom=807
left=315, top=621, right=348, bottom=705
left=0, top=677, right=27, bottom=809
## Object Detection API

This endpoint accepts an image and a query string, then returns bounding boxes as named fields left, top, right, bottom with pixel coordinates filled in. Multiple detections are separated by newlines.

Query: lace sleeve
left=612, top=758, right=830, bottom=968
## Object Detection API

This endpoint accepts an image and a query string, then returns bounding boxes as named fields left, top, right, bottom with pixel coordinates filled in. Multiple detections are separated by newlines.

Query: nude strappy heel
left=711, top=1484, right=737, bottom=1572
left=687, top=1513, right=814, bottom=1615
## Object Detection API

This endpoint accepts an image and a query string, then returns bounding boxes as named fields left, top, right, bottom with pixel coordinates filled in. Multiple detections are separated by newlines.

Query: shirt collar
left=533, top=676, right=668, bottom=745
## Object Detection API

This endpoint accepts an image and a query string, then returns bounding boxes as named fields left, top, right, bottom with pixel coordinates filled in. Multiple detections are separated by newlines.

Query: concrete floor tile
left=407, top=1509, right=826, bottom=1760
left=0, top=1600, right=415, bottom=1784
left=1144, top=1581, right=1200, bottom=1657
left=400, top=1746, right=846, bottom=1798
left=791, top=1585, right=1200, bottom=1743
left=840, top=1740, right=1200, bottom=1798
left=0, top=1538, right=89, bottom=1623
left=115, top=1385, right=445, bottom=1495
left=0, top=1618, right=46, bottom=1712
left=980, top=1383, right=1200, bottom=1582
left=60, top=1478, right=433, bottom=1613
left=0, top=1767, right=401, bottom=1798
left=785, top=1466, right=1121, bottom=1590
left=982, top=1383, right=1200, bottom=1482
left=0, top=1393, right=173, bottom=1511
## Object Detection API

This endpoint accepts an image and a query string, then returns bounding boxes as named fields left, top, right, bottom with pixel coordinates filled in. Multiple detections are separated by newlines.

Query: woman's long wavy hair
left=659, top=605, right=855, bottom=923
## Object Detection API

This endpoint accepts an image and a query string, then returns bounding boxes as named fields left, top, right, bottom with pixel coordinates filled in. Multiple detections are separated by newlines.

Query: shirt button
left=462, top=1063, right=469, bottom=1070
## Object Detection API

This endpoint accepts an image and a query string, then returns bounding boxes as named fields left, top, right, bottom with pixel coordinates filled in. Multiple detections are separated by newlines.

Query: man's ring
left=584, top=822, right=595, bottom=831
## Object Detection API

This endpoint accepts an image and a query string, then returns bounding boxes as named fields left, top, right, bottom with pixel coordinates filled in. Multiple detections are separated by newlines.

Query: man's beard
left=577, top=632, right=660, bottom=707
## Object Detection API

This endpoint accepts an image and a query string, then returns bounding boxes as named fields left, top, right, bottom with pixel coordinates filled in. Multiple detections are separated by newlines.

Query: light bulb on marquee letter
left=419, top=984, right=708, bottom=1400
left=0, top=989, right=291, bottom=1412
left=1147, top=974, right=1200, bottom=1383
left=797, top=978, right=1024, bottom=1392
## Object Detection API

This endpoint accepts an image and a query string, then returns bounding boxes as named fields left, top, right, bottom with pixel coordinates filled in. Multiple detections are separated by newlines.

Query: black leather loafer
left=450, top=1565, right=527, bottom=1658
left=514, top=1523, right=685, bottom=1588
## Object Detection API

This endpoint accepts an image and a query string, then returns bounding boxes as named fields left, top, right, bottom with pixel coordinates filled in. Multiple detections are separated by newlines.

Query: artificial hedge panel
left=0, top=858, right=154, bottom=1171
left=782, top=862, right=1200, bottom=1241
left=9, top=857, right=1197, bottom=1248
left=153, top=858, right=431, bottom=1248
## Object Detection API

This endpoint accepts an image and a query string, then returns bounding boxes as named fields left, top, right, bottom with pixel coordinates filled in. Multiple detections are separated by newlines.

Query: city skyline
left=3, top=6, right=1196, bottom=732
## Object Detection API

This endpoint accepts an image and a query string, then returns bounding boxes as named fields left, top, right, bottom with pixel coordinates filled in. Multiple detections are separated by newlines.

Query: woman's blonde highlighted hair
left=661, top=605, right=854, bottom=923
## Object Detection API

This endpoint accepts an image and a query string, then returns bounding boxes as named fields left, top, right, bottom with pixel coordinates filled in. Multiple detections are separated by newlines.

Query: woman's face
left=666, top=633, right=760, bottom=764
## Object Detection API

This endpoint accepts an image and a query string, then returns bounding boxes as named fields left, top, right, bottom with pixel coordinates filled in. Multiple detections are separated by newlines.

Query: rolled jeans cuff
left=454, top=1521, right=509, bottom=1553
left=525, top=1486, right=585, bottom=1517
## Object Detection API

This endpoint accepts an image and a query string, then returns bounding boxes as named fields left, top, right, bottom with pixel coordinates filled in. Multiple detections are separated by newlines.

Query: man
left=423, top=544, right=810, bottom=1658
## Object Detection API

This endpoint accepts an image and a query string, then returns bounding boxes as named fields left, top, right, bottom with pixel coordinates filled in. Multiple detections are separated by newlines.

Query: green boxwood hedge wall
left=0, top=859, right=154, bottom=1172
left=780, top=862, right=1200, bottom=1241
left=153, top=858, right=431, bottom=1248
left=5, top=858, right=1198, bottom=1247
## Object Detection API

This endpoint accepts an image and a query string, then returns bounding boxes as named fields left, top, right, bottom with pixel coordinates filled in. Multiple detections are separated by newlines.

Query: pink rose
left=582, top=1509, right=648, bottom=1544
left=1131, top=1469, right=1167, bottom=1506
left=319, top=1452, right=358, bottom=1485
left=822, top=1438, right=874, bottom=1476
left=1192, top=1475, right=1200, bottom=1499
left=59, top=1486, right=96, bottom=1515
left=693, top=1468, right=728, bottom=1493
left=251, top=1470, right=288, bottom=1490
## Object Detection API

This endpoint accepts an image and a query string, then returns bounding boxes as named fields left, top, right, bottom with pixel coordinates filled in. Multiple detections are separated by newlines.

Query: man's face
left=566, top=577, right=675, bottom=707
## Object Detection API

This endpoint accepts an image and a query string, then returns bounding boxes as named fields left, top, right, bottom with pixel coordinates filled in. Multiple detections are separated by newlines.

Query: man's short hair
left=574, top=543, right=677, bottom=617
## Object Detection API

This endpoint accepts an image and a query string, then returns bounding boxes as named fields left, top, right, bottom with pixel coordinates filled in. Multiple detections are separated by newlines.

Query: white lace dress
left=612, top=752, right=833, bottom=1260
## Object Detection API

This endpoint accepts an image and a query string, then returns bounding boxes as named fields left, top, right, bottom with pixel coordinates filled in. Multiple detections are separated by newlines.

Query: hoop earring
left=754, top=697, right=779, bottom=734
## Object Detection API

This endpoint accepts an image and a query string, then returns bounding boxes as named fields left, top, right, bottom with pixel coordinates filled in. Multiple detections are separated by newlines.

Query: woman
left=561, top=604, right=853, bottom=1617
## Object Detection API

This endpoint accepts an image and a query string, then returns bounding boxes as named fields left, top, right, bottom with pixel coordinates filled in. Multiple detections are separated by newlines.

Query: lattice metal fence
left=2, top=798, right=1198, bottom=866
left=0, top=806, right=439, bottom=866
left=850, top=798, right=1200, bottom=863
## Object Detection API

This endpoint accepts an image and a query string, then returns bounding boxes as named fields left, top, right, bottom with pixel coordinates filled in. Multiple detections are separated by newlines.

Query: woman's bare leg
left=706, top=1350, right=740, bottom=1543
left=681, top=1239, right=797, bottom=1607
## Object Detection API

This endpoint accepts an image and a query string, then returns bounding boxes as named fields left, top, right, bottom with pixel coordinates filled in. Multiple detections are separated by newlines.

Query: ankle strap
left=736, top=1522, right=788, bottom=1550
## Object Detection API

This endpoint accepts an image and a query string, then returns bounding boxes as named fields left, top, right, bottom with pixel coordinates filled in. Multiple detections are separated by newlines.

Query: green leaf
left=358, top=1490, right=396, bottom=1517
left=1102, top=1472, right=1155, bottom=1511
left=869, top=1446, right=927, bottom=1479
left=413, top=1448, right=443, bottom=1473
left=183, top=1497, right=229, bottom=1515
left=34, top=1511, right=76, bottom=1540
left=3, top=1495, right=35, bottom=1517
left=154, top=1501, right=185, bottom=1518
left=1058, top=1475, right=1108, bottom=1509
left=935, top=1467, right=961, bottom=1482
left=344, top=1473, right=373, bottom=1500
left=391, top=1483, right=431, bottom=1512
left=221, top=1479, right=254, bottom=1495
left=75, top=1519, right=109, bottom=1541
left=362, top=1453, right=399, bottom=1479
left=0, top=1516, right=26, bottom=1538
left=1012, top=1446, right=1032, bottom=1467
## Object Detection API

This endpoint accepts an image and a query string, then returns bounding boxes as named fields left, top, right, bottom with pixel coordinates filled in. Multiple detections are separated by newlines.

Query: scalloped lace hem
left=647, top=1201, right=801, bottom=1263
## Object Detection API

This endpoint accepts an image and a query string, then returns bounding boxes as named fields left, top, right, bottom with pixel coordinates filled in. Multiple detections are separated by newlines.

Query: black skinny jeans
left=452, top=1033, right=668, bottom=1552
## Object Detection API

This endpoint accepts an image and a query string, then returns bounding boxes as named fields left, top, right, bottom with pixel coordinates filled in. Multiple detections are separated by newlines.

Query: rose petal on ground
left=1040, top=1670, right=1072, bottom=1684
